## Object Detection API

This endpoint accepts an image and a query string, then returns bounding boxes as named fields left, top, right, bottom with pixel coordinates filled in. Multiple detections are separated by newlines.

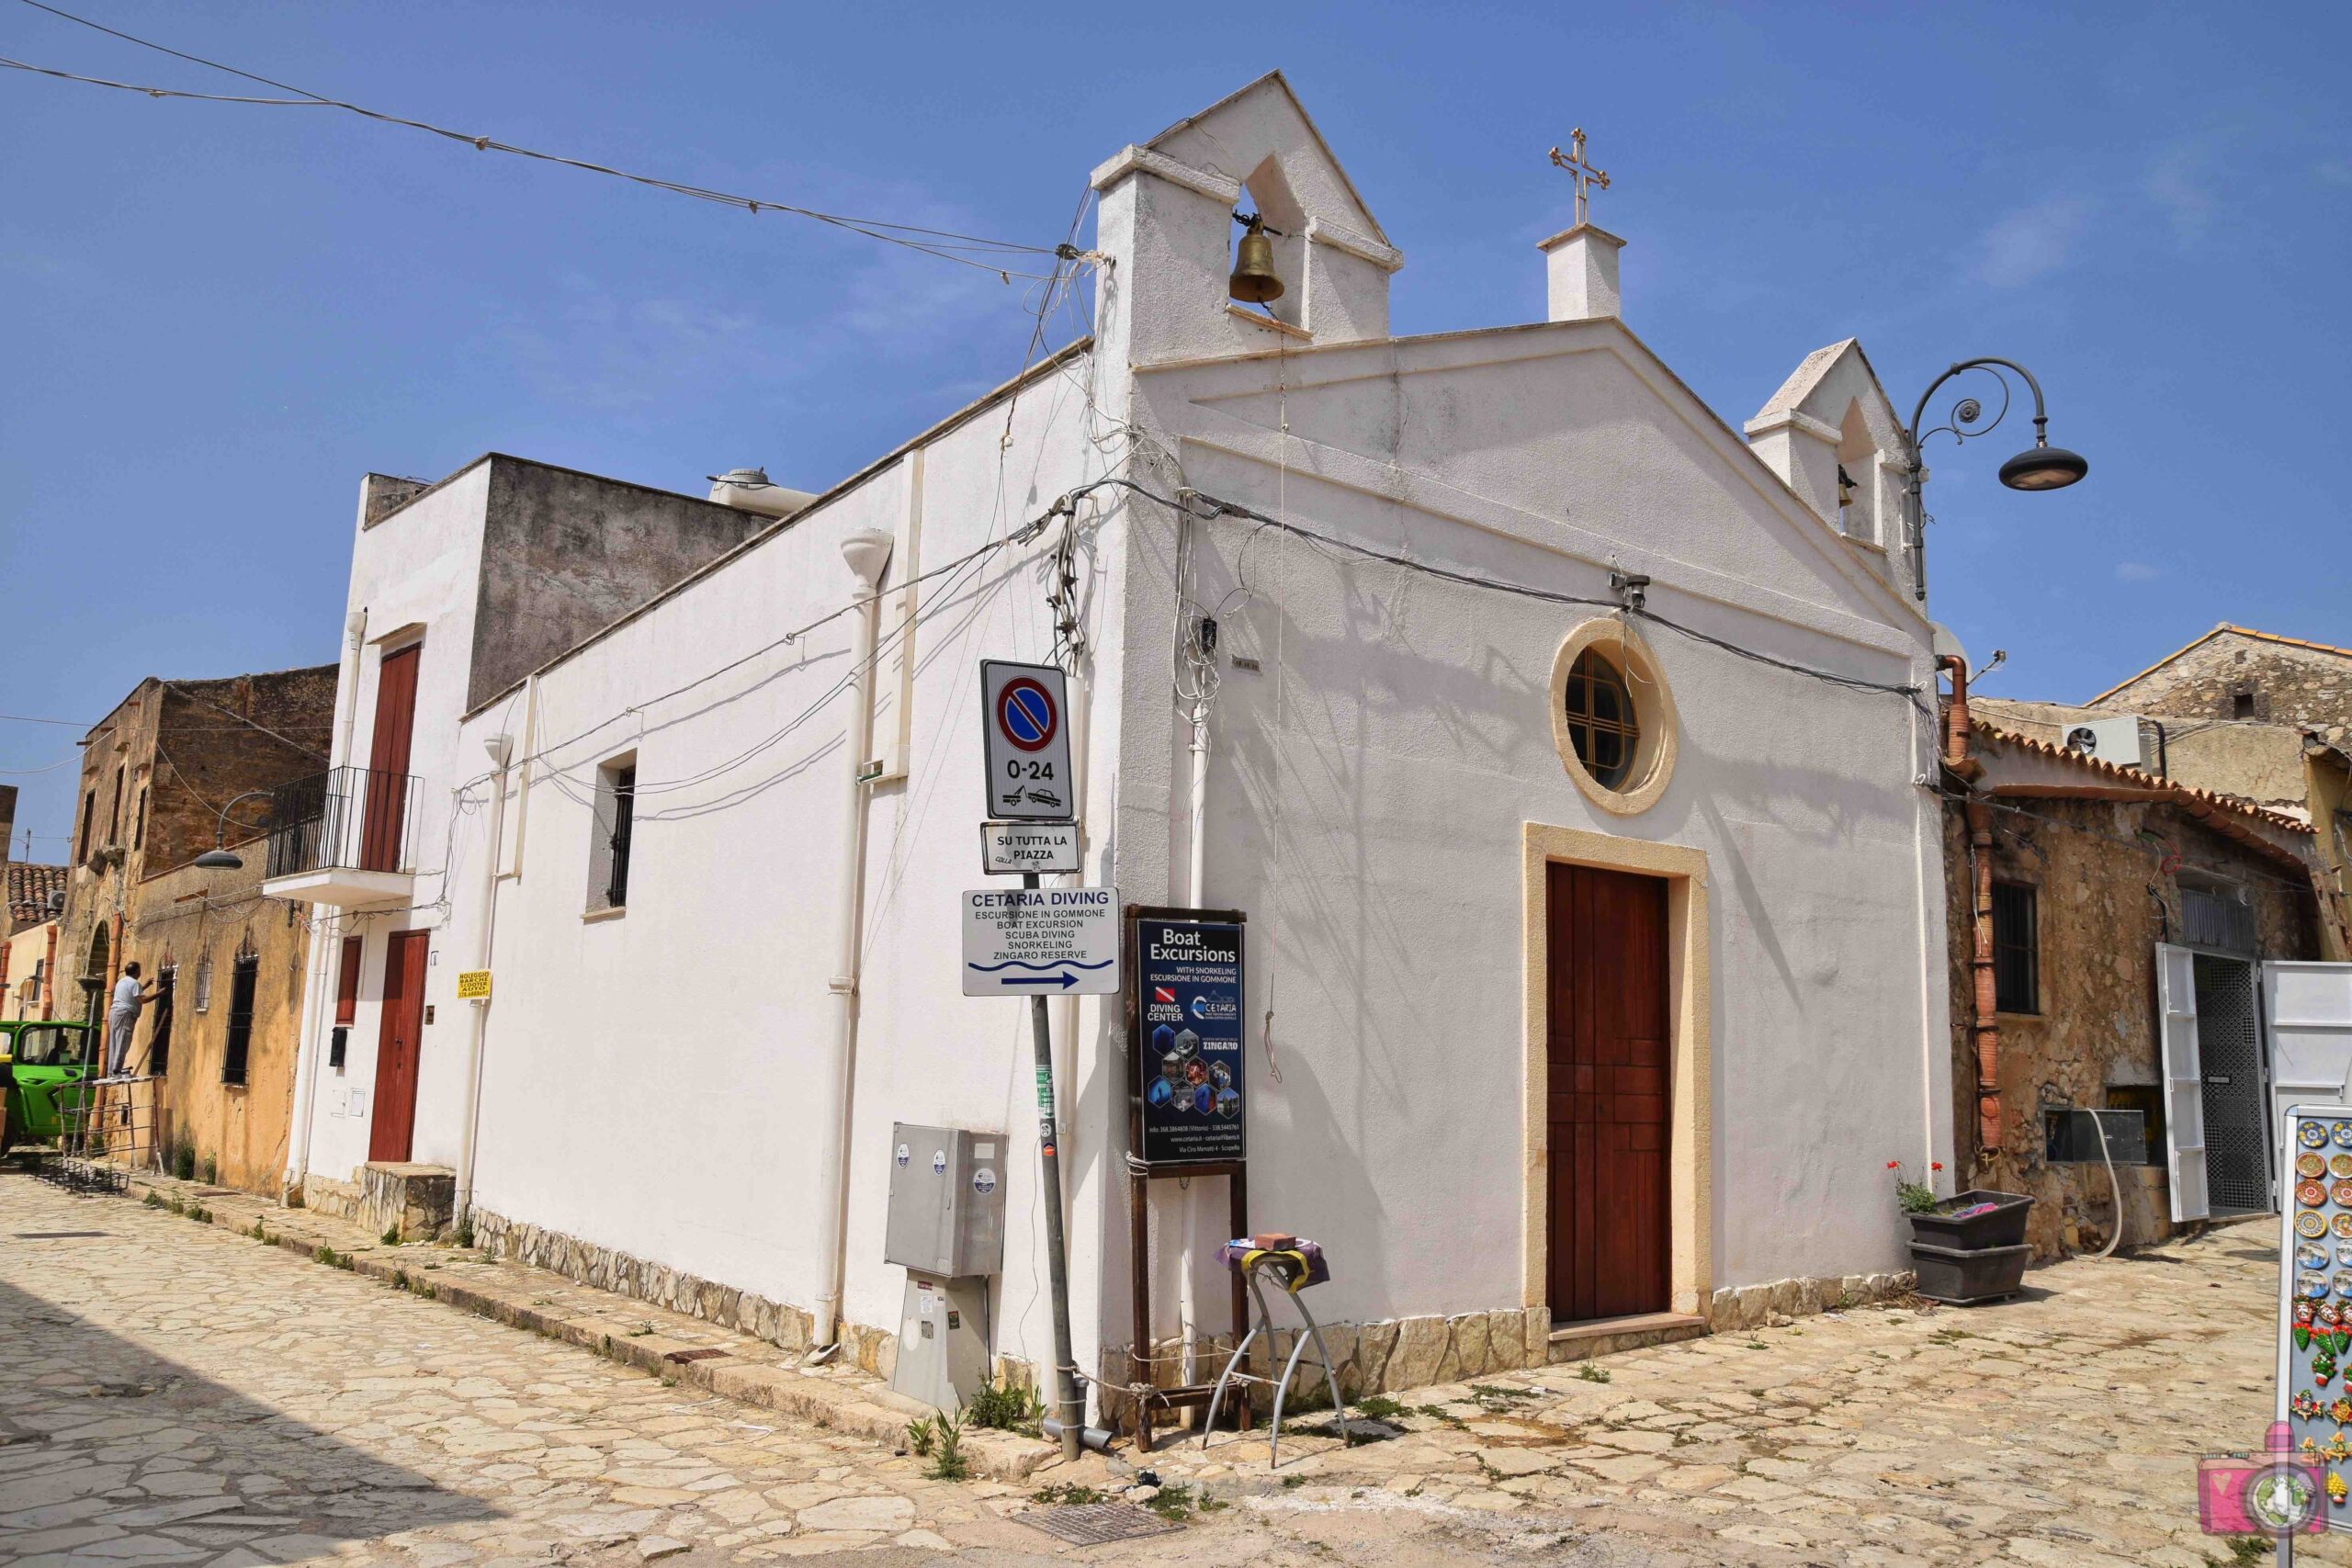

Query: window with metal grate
left=221, top=955, right=259, bottom=1087
left=1992, top=882, right=2039, bottom=1015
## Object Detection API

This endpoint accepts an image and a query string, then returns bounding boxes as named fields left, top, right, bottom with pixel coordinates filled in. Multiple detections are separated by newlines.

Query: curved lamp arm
left=1901, top=355, right=2085, bottom=604
left=193, top=789, right=275, bottom=870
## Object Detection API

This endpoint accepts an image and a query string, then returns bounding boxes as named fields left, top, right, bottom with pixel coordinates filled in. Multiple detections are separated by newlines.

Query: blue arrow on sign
left=1000, top=971, right=1080, bottom=989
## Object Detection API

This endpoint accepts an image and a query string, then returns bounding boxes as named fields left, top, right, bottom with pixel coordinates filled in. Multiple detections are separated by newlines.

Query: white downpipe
left=503, top=676, right=538, bottom=880
left=811, top=529, right=896, bottom=1355
left=287, top=608, right=368, bottom=1200
left=1179, top=692, right=1211, bottom=1381
left=454, top=732, right=513, bottom=1228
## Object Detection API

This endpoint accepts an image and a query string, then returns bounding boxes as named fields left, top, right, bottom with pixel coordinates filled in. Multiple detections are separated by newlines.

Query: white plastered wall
left=1105, top=311, right=1951, bottom=1332
left=416, top=362, right=1127, bottom=1381
left=290, top=464, right=494, bottom=1190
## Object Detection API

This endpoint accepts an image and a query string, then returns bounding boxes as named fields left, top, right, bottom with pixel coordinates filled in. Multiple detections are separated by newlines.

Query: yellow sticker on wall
left=455, top=970, right=492, bottom=1000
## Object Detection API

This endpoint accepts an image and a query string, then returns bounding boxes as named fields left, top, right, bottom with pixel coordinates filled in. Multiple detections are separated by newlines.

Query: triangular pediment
left=1139, top=70, right=1386, bottom=243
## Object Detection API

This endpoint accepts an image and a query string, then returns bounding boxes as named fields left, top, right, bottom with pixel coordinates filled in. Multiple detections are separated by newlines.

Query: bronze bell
left=1228, top=212, right=1284, bottom=304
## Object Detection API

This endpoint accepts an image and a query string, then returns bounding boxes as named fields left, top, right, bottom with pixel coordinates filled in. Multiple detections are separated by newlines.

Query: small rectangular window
left=334, top=936, right=363, bottom=1026
left=77, top=789, right=95, bottom=863
left=1992, top=882, right=2039, bottom=1015
left=586, top=755, right=638, bottom=914
left=132, top=788, right=149, bottom=852
left=221, top=955, right=259, bottom=1087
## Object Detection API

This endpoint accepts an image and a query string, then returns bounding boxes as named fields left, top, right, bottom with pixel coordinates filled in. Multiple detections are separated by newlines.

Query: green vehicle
left=1, top=1020, right=96, bottom=1152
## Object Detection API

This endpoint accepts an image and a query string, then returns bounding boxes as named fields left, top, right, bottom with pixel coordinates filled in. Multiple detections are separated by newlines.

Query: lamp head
left=1998, top=443, right=2089, bottom=492
left=193, top=848, right=243, bottom=871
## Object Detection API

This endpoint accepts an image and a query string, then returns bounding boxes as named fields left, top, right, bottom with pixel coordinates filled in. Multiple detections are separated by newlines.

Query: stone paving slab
left=17, top=1164, right=2352, bottom=1564
left=107, top=1168, right=1055, bottom=1483
left=1126, top=1221, right=2352, bottom=1564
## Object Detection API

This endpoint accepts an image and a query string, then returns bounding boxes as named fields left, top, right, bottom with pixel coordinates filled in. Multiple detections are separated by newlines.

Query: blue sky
left=5, top=2, right=2347, bottom=854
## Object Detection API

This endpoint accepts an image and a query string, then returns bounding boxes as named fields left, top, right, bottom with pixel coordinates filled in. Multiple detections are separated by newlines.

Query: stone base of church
left=465, top=1207, right=900, bottom=1384
left=1702, top=1268, right=1917, bottom=1332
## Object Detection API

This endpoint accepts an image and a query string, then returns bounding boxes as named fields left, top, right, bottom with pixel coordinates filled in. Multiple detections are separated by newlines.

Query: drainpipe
left=1938, top=654, right=2000, bottom=1172
left=453, top=732, right=513, bottom=1231
left=1177, top=685, right=1213, bottom=1381
left=288, top=608, right=368, bottom=1200
left=810, top=529, right=896, bottom=1359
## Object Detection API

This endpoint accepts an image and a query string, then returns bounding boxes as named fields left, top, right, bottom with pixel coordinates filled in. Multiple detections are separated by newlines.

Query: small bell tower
left=1088, top=72, right=1404, bottom=374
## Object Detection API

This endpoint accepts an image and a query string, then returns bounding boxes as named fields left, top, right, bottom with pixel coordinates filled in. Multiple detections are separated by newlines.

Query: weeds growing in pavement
left=925, top=1410, right=968, bottom=1481
left=1031, top=1483, right=1108, bottom=1506
left=1145, top=1483, right=1220, bottom=1521
left=965, top=1376, right=1044, bottom=1436
left=1578, top=1363, right=1611, bottom=1383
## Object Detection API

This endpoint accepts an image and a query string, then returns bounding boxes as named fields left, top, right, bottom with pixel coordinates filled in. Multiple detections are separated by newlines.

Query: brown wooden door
left=1546, top=862, right=1670, bottom=1323
left=360, top=643, right=420, bottom=872
left=368, top=930, right=427, bottom=1162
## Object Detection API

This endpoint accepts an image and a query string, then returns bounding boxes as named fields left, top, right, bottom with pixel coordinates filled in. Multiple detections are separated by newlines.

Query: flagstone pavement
left=1, top=1164, right=2346, bottom=1567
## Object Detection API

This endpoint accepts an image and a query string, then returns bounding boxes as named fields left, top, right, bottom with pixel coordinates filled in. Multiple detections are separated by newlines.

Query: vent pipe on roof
left=707, top=467, right=819, bottom=521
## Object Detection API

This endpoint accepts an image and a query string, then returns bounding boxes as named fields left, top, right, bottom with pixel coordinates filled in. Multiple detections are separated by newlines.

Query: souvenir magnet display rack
left=2279, top=1103, right=2352, bottom=1531
left=1123, top=904, right=1250, bottom=1453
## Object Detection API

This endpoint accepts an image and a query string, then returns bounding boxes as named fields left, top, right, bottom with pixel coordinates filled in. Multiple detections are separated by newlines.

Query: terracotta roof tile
left=5, top=863, right=68, bottom=927
left=1971, top=717, right=2313, bottom=838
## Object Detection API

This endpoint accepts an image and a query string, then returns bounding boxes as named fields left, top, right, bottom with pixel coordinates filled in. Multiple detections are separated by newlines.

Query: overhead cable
left=1176, top=486, right=1928, bottom=706
left=4, top=2, right=1060, bottom=276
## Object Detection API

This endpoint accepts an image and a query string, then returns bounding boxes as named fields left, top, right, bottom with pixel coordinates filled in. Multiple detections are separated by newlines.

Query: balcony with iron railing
left=259, top=765, right=421, bottom=908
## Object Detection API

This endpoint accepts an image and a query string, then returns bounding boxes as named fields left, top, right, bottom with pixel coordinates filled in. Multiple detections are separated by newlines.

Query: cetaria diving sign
left=962, top=886, right=1120, bottom=996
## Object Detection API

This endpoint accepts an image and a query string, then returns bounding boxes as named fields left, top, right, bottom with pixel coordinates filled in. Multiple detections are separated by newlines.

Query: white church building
left=271, top=73, right=1951, bottom=1414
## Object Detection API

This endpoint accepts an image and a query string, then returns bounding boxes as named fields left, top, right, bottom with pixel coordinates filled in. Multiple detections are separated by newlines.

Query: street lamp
left=1905, top=356, right=2088, bottom=600
left=191, top=789, right=275, bottom=871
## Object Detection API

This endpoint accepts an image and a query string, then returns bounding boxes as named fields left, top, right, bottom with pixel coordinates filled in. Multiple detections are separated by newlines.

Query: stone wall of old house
left=2100, top=629, right=2352, bottom=744
left=146, top=669, right=337, bottom=876
left=1945, top=792, right=2321, bottom=1258
left=127, top=853, right=311, bottom=1195
left=51, top=668, right=334, bottom=1188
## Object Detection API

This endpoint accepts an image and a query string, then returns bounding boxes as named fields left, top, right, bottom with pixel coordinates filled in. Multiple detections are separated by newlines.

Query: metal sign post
left=969, top=659, right=1097, bottom=1461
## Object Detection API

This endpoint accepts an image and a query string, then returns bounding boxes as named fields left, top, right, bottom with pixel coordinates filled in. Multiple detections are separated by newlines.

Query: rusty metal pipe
left=1939, top=653, right=2001, bottom=1167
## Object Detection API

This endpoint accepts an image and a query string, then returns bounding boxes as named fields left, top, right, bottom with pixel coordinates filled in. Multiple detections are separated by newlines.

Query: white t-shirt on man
left=111, top=974, right=141, bottom=1018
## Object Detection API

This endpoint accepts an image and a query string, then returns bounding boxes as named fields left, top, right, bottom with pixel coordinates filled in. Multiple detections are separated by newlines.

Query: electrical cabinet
left=885, top=1123, right=1004, bottom=1413
left=884, top=1123, right=1006, bottom=1277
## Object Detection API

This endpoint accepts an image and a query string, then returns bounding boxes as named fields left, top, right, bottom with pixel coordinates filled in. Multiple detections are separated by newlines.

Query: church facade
left=279, top=74, right=1951, bottom=1410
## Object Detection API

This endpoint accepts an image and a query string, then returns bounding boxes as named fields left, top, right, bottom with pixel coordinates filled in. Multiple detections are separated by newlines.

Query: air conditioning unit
left=2062, top=716, right=2151, bottom=773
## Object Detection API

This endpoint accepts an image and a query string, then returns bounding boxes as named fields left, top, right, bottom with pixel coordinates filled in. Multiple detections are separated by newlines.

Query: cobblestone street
left=1, top=1167, right=2346, bottom=1567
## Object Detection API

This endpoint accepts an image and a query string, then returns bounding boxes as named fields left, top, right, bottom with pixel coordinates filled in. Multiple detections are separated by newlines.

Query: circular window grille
left=1563, top=648, right=1639, bottom=789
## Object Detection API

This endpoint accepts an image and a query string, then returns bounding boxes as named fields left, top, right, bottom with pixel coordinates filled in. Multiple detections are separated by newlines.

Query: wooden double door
left=1545, top=862, right=1671, bottom=1324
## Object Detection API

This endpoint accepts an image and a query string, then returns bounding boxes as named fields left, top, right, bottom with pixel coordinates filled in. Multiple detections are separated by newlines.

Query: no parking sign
left=980, top=660, right=1073, bottom=822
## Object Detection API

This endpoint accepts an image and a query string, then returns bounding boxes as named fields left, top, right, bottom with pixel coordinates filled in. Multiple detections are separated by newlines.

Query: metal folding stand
left=1203, top=1251, right=1348, bottom=1468
left=1125, top=1159, right=1248, bottom=1452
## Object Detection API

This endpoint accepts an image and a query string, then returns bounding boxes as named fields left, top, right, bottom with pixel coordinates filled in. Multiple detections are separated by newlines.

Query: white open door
left=2266, top=963, right=2352, bottom=1186
left=2158, top=942, right=2211, bottom=1223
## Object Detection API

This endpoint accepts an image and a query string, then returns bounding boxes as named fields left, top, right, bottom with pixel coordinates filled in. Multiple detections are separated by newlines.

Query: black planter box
left=1908, top=1239, right=2030, bottom=1305
left=1906, top=1189, right=2031, bottom=1250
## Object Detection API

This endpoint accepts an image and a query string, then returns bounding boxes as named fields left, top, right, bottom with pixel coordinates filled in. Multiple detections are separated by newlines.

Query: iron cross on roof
left=1547, top=128, right=1611, bottom=228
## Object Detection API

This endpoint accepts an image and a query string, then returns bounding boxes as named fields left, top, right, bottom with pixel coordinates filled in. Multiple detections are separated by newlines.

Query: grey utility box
left=884, top=1123, right=1006, bottom=1278
left=886, top=1123, right=1005, bottom=1414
